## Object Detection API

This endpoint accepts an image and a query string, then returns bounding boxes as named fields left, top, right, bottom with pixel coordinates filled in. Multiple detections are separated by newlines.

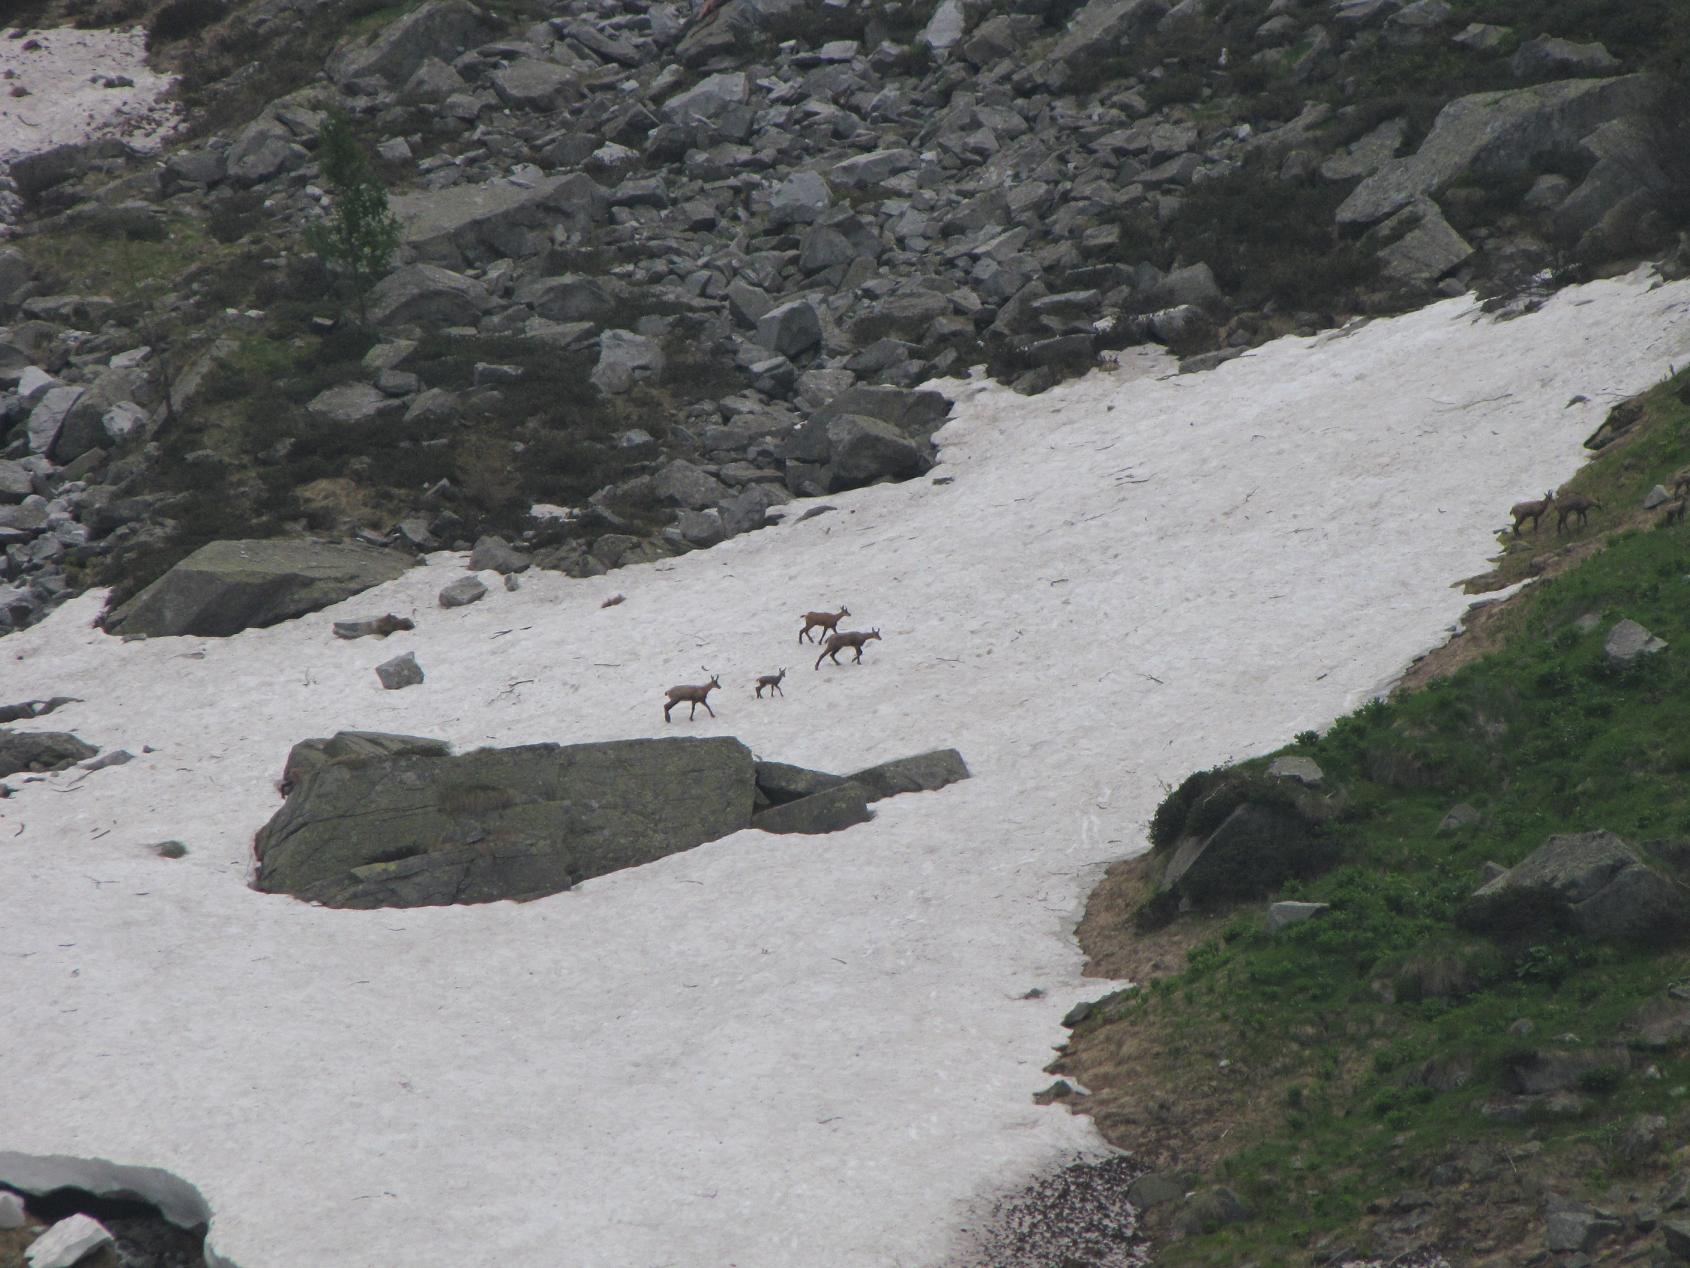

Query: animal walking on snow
left=755, top=668, right=786, bottom=697
left=815, top=629, right=881, bottom=669
left=800, top=606, right=850, bottom=643
left=664, top=675, right=721, bottom=721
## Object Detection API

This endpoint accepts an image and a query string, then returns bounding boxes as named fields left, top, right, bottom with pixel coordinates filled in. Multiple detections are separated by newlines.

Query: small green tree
left=305, top=111, right=402, bottom=323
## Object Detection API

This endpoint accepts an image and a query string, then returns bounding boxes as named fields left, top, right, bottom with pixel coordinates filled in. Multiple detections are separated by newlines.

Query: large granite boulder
left=326, top=0, right=493, bottom=86
left=0, top=730, right=97, bottom=777
left=846, top=749, right=970, bottom=801
left=106, top=540, right=412, bottom=638
left=1336, top=75, right=1660, bottom=226
left=1461, top=830, right=1689, bottom=945
left=278, top=731, right=449, bottom=795
left=825, top=415, right=927, bottom=487
left=1041, top=0, right=1169, bottom=86
left=367, top=264, right=492, bottom=328
left=391, top=175, right=608, bottom=268
left=253, top=736, right=758, bottom=907
left=752, top=783, right=873, bottom=835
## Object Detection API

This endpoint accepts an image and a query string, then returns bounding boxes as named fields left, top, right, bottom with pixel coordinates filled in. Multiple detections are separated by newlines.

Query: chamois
left=799, top=606, right=850, bottom=643
left=815, top=628, right=881, bottom=669
left=664, top=674, right=721, bottom=721
left=1509, top=490, right=1554, bottom=536
left=755, top=668, right=786, bottom=698
left=1556, top=494, right=1601, bottom=533
left=1663, top=498, right=1686, bottom=527
left=1672, top=466, right=1690, bottom=498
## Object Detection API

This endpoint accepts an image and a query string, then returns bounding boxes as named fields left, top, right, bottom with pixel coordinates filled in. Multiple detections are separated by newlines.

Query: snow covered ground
left=2, top=272, right=1688, bottom=1266
left=0, top=27, right=178, bottom=165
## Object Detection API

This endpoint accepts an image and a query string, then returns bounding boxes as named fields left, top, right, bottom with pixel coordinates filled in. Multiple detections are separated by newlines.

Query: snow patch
left=0, top=28, right=179, bottom=165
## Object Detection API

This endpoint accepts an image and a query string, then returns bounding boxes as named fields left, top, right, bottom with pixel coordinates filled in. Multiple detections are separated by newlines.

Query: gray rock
left=726, top=278, right=774, bottom=326
left=1043, top=0, right=1169, bottom=83
left=0, top=459, right=35, bottom=502
left=367, top=264, right=492, bottom=328
left=846, top=749, right=970, bottom=802
left=26, top=385, right=84, bottom=456
left=332, top=615, right=415, bottom=640
left=107, top=540, right=412, bottom=638
left=280, top=731, right=449, bottom=793
left=1158, top=777, right=1336, bottom=906
left=1463, top=830, right=1689, bottom=945
left=920, top=0, right=971, bottom=55
left=25, top=1215, right=114, bottom=1268
left=755, top=300, right=822, bottom=358
left=1512, top=36, right=1620, bottom=80
left=1337, top=75, right=1659, bottom=225
left=400, top=55, right=468, bottom=104
left=254, top=735, right=757, bottom=907
left=770, top=170, right=833, bottom=227
left=718, top=484, right=792, bottom=537
left=514, top=273, right=619, bottom=324
left=327, top=0, right=491, bottom=86
left=1266, top=900, right=1330, bottom=931
left=590, top=330, right=666, bottom=395
left=673, top=508, right=727, bottom=548
left=663, top=71, right=750, bottom=127
left=51, top=366, right=147, bottom=462
left=438, top=575, right=489, bottom=608
left=225, top=119, right=307, bottom=186
left=1439, top=802, right=1481, bottom=833
left=0, top=1191, right=22, bottom=1229
left=813, top=385, right=952, bottom=441
left=391, top=174, right=607, bottom=268
left=1644, top=484, right=1674, bottom=510
left=655, top=459, right=731, bottom=510
left=1171, top=1187, right=1249, bottom=1238
left=1452, top=22, right=1510, bottom=51
left=1320, top=117, right=1407, bottom=181
left=1267, top=755, right=1324, bottom=787
left=468, top=535, right=530, bottom=574
left=1607, top=618, right=1666, bottom=664
left=307, top=382, right=405, bottom=425
left=1127, top=1172, right=1186, bottom=1209
left=755, top=760, right=846, bottom=804
left=752, top=782, right=874, bottom=834
left=490, top=58, right=580, bottom=110
left=0, top=729, right=97, bottom=776
left=829, top=149, right=919, bottom=189
left=1376, top=198, right=1475, bottom=285
left=376, top=651, right=425, bottom=690
left=826, top=414, right=926, bottom=486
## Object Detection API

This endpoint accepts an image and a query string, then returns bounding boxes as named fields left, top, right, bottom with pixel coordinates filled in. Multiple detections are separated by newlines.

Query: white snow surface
left=0, top=28, right=179, bottom=164
left=2, top=272, right=1689, bottom=1266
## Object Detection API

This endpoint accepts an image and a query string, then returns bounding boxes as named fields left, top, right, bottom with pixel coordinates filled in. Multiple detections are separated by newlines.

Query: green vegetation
left=305, top=112, right=402, bottom=324
left=1071, top=368, right=1690, bottom=1262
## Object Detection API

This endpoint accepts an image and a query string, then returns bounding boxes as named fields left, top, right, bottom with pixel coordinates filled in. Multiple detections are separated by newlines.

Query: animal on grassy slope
left=755, top=668, right=786, bottom=698
left=664, top=675, right=721, bottom=721
left=815, top=629, right=881, bottom=669
left=1671, top=466, right=1690, bottom=497
left=1556, top=494, right=1602, bottom=533
left=1662, top=498, right=1686, bottom=527
left=799, top=606, right=850, bottom=643
left=1509, top=490, right=1554, bottom=536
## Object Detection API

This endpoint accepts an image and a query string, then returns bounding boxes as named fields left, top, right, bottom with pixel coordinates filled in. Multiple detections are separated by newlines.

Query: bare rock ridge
left=253, top=732, right=970, bottom=908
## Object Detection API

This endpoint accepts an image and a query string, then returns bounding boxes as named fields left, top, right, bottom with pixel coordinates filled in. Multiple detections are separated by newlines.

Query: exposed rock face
left=1461, top=830, right=1690, bottom=945
left=0, top=730, right=97, bottom=776
left=1337, top=75, right=1658, bottom=225
left=106, top=540, right=412, bottom=638
left=390, top=174, right=607, bottom=267
left=326, top=0, right=492, bottom=86
left=847, top=748, right=970, bottom=801
left=752, top=782, right=873, bottom=834
left=253, top=736, right=759, bottom=907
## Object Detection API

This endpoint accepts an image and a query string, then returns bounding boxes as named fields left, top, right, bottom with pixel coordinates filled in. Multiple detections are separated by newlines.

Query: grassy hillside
left=1061, top=367, right=1690, bottom=1263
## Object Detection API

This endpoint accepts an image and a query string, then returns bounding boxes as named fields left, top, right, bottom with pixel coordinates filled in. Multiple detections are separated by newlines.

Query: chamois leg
left=664, top=702, right=675, bottom=722
left=773, top=682, right=783, bottom=696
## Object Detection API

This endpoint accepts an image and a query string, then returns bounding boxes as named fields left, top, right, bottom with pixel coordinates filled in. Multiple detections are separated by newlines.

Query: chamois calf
left=1556, top=494, right=1601, bottom=533
left=755, top=668, right=786, bottom=698
left=799, top=606, right=850, bottom=643
left=1510, top=490, right=1554, bottom=536
left=815, top=628, right=881, bottom=669
left=664, top=675, right=721, bottom=721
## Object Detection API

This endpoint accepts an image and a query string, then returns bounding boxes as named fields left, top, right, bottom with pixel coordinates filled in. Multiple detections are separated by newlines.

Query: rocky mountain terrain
left=0, top=0, right=1686, bottom=640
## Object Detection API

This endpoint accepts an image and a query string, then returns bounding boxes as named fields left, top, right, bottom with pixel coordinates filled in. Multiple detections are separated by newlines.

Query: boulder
left=490, top=59, right=580, bottom=111
left=755, top=760, right=847, bottom=804
left=813, top=385, right=952, bottom=442
left=0, top=1191, right=21, bottom=1229
left=1042, top=0, right=1169, bottom=85
left=1502, top=1045, right=1630, bottom=1095
left=1266, top=755, right=1324, bottom=787
left=1606, top=618, right=1666, bottom=665
left=52, top=367, right=146, bottom=461
left=1266, top=900, right=1329, bottom=931
left=376, top=651, right=425, bottom=689
left=1439, top=802, right=1481, bottom=833
left=1461, top=830, right=1689, bottom=945
left=280, top=731, right=448, bottom=794
left=829, top=149, right=920, bottom=189
left=752, top=782, right=873, bottom=834
left=468, top=535, right=530, bottom=574
left=846, top=748, right=970, bottom=801
left=225, top=119, right=307, bottom=186
left=654, top=459, right=731, bottom=510
left=438, top=575, right=488, bottom=608
left=0, top=730, right=97, bottom=777
left=590, top=330, right=666, bottom=394
left=24, top=1215, right=114, bottom=1268
left=1151, top=769, right=1338, bottom=908
left=392, top=175, right=609, bottom=267
left=1375, top=198, right=1474, bottom=285
left=306, top=382, right=405, bottom=425
left=661, top=72, right=750, bottom=127
left=26, top=385, right=84, bottom=456
left=366, top=264, right=491, bottom=328
left=1337, top=75, right=1659, bottom=226
left=513, top=273, right=620, bottom=324
left=755, top=300, right=822, bottom=358
left=107, top=539, right=412, bottom=638
left=1511, top=36, right=1620, bottom=80
left=253, top=736, right=757, bottom=907
left=769, top=170, right=833, bottom=227
left=327, top=0, right=492, bottom=86
left=826, top=415, right=926, bottom=486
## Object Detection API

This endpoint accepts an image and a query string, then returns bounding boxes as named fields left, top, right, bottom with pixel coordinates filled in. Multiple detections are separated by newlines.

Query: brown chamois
left=1556, top=494, right=1602, bottom=533
left=755, top=668, right=786, bottom=697
left=664, top=674, right=721, bottom=721
left=1509, top=490, right=1554, bottom=536
left=815, top=628, right=881, bottom=669
left=799, top=606, right=850, bottom=643
left=1672, top=466, right=1690, bottom=498
left=1663, top=498, right=1686, bottom=527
